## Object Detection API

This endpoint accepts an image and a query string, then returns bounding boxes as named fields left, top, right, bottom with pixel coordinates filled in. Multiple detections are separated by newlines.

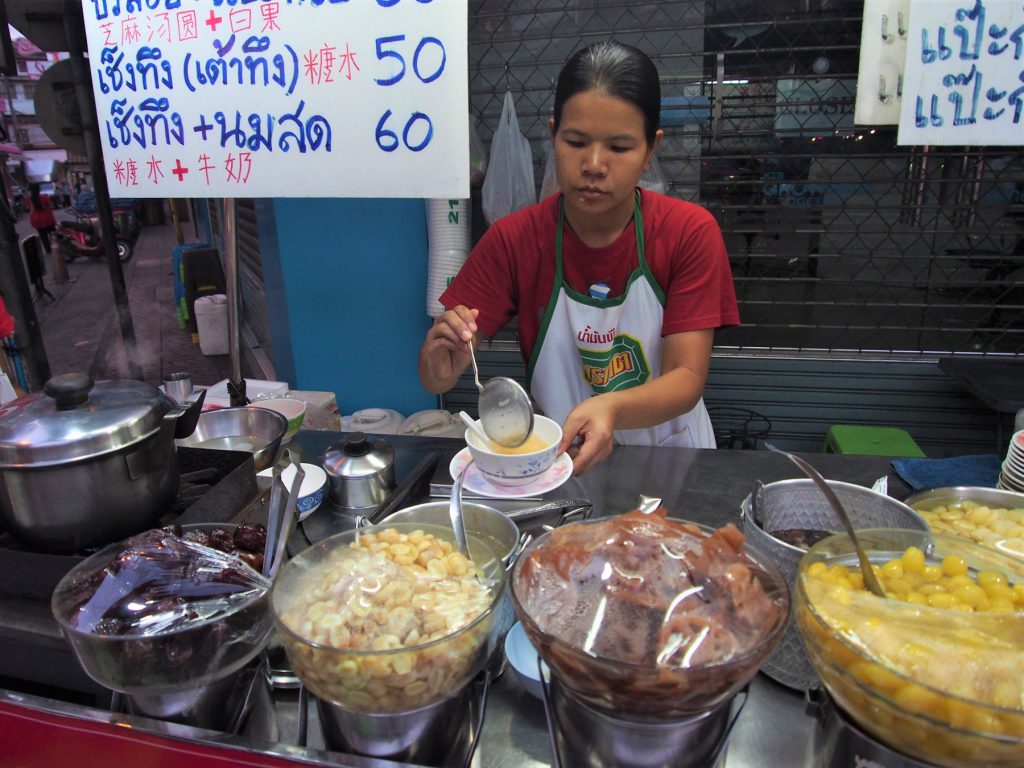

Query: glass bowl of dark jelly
left=51, top=523, right=273, bottom=696
left=739, top=478, right=928, bottom=690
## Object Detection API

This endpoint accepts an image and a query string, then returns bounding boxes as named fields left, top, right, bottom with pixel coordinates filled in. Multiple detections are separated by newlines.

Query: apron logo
left=578, top=325, right=616, bottom=344
left=578, top=334, right=650, bottom=393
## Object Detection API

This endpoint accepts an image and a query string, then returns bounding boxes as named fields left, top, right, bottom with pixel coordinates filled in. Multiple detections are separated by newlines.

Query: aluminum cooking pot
left=0, top=373, right=205, bottom=553
left=321, top=432, right=395, bottom=510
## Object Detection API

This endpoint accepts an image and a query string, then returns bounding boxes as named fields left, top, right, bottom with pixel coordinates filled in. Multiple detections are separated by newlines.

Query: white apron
left=527, top=195, right=716, bottom=448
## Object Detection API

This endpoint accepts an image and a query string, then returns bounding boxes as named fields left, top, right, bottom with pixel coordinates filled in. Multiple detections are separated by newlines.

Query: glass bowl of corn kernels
left=795, top=528, right=1024, bottom=767
left=270, top=522, right=505, bottom=713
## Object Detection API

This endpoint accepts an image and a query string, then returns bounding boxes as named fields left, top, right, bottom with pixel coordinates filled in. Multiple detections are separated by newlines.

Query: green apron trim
left=527, top=191, right=660, bottom=385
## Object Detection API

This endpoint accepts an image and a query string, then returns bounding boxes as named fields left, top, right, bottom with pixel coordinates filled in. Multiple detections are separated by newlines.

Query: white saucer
left=449, top=448, right=572, bottom=500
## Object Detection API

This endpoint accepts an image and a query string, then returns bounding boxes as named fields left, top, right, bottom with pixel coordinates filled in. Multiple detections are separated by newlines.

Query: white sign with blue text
left=81, top=0, right=469, bottom=198
left=898, top=0, right=1024, bottom=145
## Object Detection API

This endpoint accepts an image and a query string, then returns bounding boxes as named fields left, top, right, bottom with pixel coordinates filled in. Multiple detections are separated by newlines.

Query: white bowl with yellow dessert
left=464, top=414, right=562, bottom=487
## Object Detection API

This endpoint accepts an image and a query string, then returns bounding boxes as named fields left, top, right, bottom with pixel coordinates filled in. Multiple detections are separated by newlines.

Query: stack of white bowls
left=425, top=198, right=471, bottom=317
left=998, top=430, right=1024, bottom=492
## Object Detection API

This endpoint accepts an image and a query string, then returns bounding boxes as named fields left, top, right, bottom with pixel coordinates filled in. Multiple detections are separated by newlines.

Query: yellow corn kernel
left=806, top=561, right=828, bottom=577
left=901, top=546, right=926, bottom=573
left=926, top=592, right=956, bottom=609
left=952, top=583, right=988, bottom=608
left=921, top=564, right=944, bottom=582
left=941, top=555, right=968, bottom=577
left=1014, top=584, right=1024, bottom=604
left=884, top=577, right=912, bottom=594
left=988, top=597, right=1016, bottom=613
left=881, top=559, right=905, bottom=580
left=915, top=582, right=947, bottom=596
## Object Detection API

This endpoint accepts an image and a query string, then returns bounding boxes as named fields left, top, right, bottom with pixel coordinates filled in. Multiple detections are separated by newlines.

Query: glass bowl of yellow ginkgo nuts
left=795, top=528, right=1024, bottom=768
left=904, top=486, right=1024, bottom=561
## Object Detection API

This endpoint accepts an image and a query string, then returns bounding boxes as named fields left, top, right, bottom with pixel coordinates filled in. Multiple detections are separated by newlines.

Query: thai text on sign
left=82, top=0, right=469, bottom=198
left=898, top=0, right=1024, bottom=145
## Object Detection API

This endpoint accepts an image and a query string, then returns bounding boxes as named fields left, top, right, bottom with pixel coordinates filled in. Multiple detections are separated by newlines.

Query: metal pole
left=222, top=198, right=246, bottom=405
left=61, top=0, right=142, bottom=380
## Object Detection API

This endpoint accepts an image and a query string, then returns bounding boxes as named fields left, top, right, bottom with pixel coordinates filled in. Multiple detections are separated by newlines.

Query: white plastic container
left=194, top=294, right=229, bottom=356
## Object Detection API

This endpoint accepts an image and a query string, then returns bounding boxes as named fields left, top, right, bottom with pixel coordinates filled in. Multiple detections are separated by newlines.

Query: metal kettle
left=321, top=432, right=395, bottom=509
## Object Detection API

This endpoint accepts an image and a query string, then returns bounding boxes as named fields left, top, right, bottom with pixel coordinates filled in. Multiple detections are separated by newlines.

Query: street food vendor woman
left=418, top=41, right=739, bottom=475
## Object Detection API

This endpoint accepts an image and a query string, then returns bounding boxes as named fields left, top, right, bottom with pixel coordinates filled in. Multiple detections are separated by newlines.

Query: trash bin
left=194, top=294, right=229, bottom=356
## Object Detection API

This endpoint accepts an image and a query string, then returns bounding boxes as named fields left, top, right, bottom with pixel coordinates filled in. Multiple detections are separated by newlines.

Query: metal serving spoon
left=448, top=458, right=472, bottom=558
left=766, top=443, right=887, bottom=598
left=467, top=341, right=534, bottom=448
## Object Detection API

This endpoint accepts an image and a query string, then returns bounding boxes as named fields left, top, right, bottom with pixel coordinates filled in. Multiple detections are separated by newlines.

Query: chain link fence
left=468, top=0, right=1023, bottom=356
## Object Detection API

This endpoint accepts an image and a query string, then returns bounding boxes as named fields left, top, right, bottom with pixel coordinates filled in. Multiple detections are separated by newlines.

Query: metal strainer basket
left=739, top=478, right=928, bottom=690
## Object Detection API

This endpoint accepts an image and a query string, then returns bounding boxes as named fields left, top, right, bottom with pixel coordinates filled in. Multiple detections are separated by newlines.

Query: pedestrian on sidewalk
left=26, top=183, right=57, bottom=254
left=25, top=183, right=68, bottom=284
left=0, top=295, right=26, bottom=400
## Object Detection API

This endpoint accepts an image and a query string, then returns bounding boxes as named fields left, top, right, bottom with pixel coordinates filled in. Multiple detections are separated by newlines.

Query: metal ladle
left=467, top=341, right=534, bottom=448
left=766, top=443, right=887, bottom=598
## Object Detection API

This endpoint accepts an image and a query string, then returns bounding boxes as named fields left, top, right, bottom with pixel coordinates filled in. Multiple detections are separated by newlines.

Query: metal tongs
left=262, top=449, right=305, bottom=579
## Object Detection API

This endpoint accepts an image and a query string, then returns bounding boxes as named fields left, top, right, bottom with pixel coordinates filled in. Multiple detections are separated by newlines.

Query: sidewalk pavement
left=16, top=205, right=232, bottom=390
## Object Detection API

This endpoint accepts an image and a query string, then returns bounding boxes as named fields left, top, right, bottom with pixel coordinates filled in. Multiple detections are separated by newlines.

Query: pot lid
left=322, top=432, right=394, bottom=480
left=0, top=374, right=171, bottom=466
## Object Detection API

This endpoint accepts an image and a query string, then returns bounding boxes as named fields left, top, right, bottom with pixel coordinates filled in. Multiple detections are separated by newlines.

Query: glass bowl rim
left=796, top=528, right=1024, bottom=725
left=51, top=523, right=270, bottom=643
left=270, top=521, right=505, bottom=658
left=510, top=516, right=792, bottom=676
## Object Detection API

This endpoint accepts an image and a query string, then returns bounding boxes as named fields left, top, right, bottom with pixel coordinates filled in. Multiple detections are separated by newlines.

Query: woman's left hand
left=559, top=397, right=617, bottom=475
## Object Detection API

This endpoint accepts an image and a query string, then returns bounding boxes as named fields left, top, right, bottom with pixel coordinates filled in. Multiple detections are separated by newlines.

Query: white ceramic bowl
left=252, top=398, right=306, bottom=443
left=464, top=414, right=562, bottom=487
left=504, top=621, right=549, bottom=700
left=280, top=462, right=327, bottom=521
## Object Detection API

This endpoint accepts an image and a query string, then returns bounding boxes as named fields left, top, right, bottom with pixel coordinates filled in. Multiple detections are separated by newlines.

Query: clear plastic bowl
left=510, top=513, right=790, bottom=720
left=51, top=526, right=273, bottom=696
left=795, top=528, right=1024, bottom=767
left=271, top=522, right=506, bottom=714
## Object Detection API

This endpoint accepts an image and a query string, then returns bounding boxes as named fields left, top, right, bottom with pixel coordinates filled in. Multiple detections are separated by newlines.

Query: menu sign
left=81, top=0, right=469, bottom=198
left=898, top=0, right=1024, bottom=145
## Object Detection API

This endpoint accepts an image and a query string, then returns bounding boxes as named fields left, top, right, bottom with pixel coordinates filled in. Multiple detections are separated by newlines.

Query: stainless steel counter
left=1, top=432, right=908, bottom=767
left=276, top=432, right=907, bottom=767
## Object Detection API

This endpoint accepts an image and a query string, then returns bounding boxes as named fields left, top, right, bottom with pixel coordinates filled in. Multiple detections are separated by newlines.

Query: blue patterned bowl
left=465, top=415, right=561, bottom=487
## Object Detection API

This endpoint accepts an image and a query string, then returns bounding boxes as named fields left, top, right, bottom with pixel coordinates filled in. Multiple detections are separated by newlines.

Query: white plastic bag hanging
left=482, top=91, right=536, bottom=225
left=540, top=138, right=558, bottom=200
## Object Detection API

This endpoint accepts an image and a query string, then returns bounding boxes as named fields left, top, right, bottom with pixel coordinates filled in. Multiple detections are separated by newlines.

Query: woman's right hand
left=418, top=306, right=479, bottom=393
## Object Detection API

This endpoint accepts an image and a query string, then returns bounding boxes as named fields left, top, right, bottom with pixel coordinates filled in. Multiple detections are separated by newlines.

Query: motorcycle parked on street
left=55, top=200, right=143, bottom=263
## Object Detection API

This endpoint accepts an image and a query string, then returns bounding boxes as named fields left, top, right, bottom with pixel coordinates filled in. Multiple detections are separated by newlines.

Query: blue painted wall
left=264, top=198, right=438, bottom=416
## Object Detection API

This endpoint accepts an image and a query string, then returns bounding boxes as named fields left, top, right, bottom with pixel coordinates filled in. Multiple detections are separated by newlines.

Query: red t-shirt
left=440, top=190, right=739, bottom=363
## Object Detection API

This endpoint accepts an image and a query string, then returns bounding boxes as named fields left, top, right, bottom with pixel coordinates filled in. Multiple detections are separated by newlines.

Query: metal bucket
left=542, top=674, right=745, bottom=768
left=119, top=657, right=266, bottom=733
left=739, top=478, right=928, bottom=690
left=315, top=670, right=489, bottom=767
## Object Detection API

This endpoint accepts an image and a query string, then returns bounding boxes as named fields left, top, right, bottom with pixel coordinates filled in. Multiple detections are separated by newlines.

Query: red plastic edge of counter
left=0, top=699, right=311, bottom=768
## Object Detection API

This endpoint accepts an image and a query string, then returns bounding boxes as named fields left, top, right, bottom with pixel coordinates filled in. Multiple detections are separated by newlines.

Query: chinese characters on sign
left=898, top=0, right=1024, bottom=144
left=82, top=0, right=469, bottom=198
